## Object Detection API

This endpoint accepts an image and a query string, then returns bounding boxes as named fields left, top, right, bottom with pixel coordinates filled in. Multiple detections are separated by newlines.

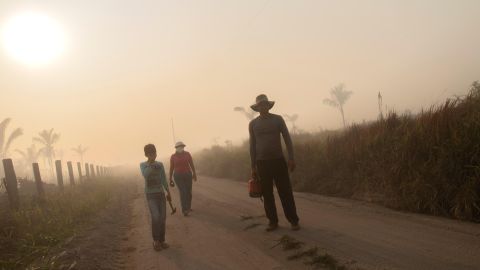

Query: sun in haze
left=2, top=11, right=66, bottom=67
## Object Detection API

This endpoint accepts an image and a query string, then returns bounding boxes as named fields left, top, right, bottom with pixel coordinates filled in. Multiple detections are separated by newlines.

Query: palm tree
left=33, top=128, right=60, bottom=178
left=233, top=107, right=257, bottom=120
left=323, top=84, right=353, bottom=128
left=0, top=118, right=23, bottom=159
left=0, top=118, right=23, bottom=178
left=71, top=144, right=88, bottom=163
left=15, top=144, right=42, bottom=178
left=283, top=114, right=299, bottom=134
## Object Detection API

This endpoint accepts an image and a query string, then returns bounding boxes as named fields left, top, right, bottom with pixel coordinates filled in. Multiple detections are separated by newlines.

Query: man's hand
left=169, top=178, right=175, bottom=187
left=251, top=167, right=257, bottom=179
left=166, top=193, right=172, bottom=202
left=288, top=160, right=296, bottom=172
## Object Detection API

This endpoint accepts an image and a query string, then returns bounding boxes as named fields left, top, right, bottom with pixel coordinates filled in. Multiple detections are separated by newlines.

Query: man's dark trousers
left=256, top=158, right=299, bottom=225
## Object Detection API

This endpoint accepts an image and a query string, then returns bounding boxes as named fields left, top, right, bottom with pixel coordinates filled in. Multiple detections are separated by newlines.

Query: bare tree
left=233, top=107, right=257, bottom=120
left=283, top=114, right=299, bottom=134
left=224, top=140, right=233, bottom=148
left=71, top=144, right=88, bottom=163
left=212, top=137, right=221, bottom=145
left=0, top=118, right=23, bottom=159
left=378, top=92, right=384, bottom=120
left=33, top=128, right=60, bottom=178
left=323, top=84, right=353, bottom=128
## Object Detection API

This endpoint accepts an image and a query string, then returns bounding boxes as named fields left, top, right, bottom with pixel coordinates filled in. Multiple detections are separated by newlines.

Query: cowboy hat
left=175, top=141, right=186, bottom=148
left=250, top=94, right=275, bottom=112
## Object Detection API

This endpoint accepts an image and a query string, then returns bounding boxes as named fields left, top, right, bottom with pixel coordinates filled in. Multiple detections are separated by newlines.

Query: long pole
left=171, top=118, right=176, bottom=145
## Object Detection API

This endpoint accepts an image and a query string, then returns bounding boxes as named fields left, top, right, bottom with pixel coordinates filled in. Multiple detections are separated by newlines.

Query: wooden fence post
left=67, top=161, right=75, bottom=186
left=55, top=160, right=64, bottom=191
left=2, top=159, right=19, bottom=210
left=77, top=162, right=82, bottom=183
left=90, top=164, right=96, bottom=178
left=32, top=163, right=45, bottom=199
left=85, top=163, right=90, bottom=179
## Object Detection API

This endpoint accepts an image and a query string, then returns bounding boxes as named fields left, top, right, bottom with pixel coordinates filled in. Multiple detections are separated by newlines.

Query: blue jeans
left=146, top=192, right=166, bottom=242
left=174, top=172, right=193, bottom=213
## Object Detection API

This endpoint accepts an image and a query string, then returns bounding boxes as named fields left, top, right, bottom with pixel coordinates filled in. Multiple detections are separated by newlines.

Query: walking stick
left=168, top=198, right=177, bottom=215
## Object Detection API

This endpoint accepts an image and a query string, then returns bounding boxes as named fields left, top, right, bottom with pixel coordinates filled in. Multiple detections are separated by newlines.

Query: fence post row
left=77, top=162, right=82, bottom=182
left=2, top=159, right=19, bottom=210
left=90, top=164, right=95, bottom=178
left=55, top=160, right=64, bottom=191
left=85, top=163, right=90, bottom=179
left=32, top=162, right=45, bottom=199
left=67, top=161, right=75, bottom=186
left=1, top=160, right=112, bottom=211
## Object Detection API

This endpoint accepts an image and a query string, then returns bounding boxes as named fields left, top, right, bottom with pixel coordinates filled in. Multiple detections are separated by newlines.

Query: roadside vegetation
left=0, top=178, right=123, bottom=269
left=196, top=82, right=480, bottom=222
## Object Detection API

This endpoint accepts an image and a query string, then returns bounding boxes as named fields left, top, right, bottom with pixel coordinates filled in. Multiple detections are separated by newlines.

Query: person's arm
left=249, top=120, right=257, bottom=178
left=279, top=116, right=296, bottom=172
left=140, top=163, right=149, bottom=178
left=188, top=152, right=197, bottom=181
left=160, top=163, right=172, bottom=200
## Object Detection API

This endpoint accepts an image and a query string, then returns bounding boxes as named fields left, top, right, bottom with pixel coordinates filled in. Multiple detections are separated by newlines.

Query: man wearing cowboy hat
left=249, top=94, right=300, bottom=231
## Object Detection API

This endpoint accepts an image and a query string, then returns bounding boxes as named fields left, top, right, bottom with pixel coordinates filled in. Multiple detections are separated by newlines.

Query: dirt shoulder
left=28, top=180, right=138, bottom=270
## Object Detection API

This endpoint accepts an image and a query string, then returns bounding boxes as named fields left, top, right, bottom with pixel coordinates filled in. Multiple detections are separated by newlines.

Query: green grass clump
left=288, top=246, right=318, bottom=260
left=243, top=223, right=261, bottom=231
left=0, top=178, right=119, bottom=269
left=273, top=235, right=304, bottom=251
left=195, top=81, right=480, bottom=221
left=239, top=215, right=253, bottom=221
left=306, top=253, right=346, bottom=270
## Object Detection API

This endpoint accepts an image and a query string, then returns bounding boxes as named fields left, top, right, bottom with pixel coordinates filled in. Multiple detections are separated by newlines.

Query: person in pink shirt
left=169, top=141, right=197, bottom=216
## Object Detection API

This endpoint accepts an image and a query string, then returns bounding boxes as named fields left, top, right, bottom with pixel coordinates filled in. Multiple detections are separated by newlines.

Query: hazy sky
left=1, top=0, right=479, bottom=165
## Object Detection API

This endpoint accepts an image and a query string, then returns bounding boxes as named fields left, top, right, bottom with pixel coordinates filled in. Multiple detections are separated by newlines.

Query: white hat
left=175, top=141, right=186, bottom=148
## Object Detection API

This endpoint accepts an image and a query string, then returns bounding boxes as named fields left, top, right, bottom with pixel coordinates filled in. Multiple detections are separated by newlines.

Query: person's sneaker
left=265, top=223, right=278, bottom=232
left=153, top=241, right=162, bottom=251
left=291, top=223, right=300, bottom=231
left=183, top=210, right=189, bottom=216
left=160, top=242, right=169, bottom=249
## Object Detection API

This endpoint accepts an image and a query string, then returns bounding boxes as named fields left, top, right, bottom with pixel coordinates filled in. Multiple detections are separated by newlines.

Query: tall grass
left=196, top=82, right=480, bottom=221
left=0, top=179, right=121, bottom=269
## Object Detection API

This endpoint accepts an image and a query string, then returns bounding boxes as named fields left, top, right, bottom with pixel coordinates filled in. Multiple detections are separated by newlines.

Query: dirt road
left=123, top=177, right=480, bottom=270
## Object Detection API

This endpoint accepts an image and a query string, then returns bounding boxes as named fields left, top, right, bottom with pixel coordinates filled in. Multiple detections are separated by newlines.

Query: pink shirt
left=170, top=151, right=193, bottom=174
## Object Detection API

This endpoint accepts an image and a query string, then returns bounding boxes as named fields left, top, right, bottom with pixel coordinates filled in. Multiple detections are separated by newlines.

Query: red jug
left=248, top=178, right=262, bottom=198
